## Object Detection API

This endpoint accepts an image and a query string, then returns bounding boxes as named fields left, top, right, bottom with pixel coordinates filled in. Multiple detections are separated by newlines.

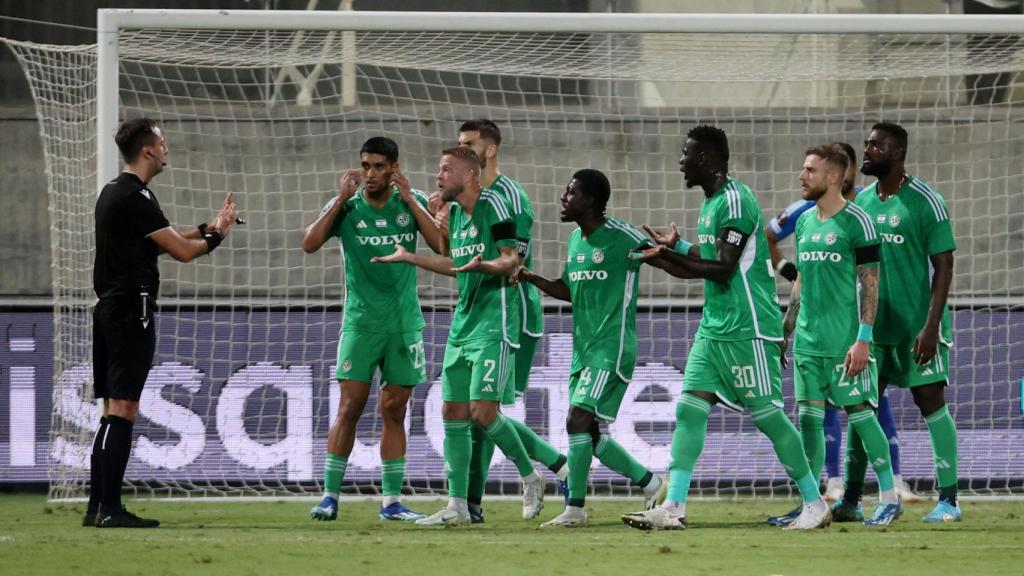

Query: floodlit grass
left=0, top=493, right=1021, bottom=576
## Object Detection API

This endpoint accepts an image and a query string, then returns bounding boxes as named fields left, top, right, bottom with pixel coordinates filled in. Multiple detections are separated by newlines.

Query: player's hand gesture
left=912, top=325, right=939, bottom=365
left=453, top=255, right=483, bottom=273
left=844, top=339, right=869, bottom=377
left=391, top=165, right=414, bottom=204
left=510, top=265, right=531, bottom=285
left=338, top=169, right=362, bottom=203
left=643, top=222, right=681, bottom=247
left=427, top=191, right=444, bottom=215
left=779, top=337, right=790, bottom=369
left=628, top=244, right=668, bottom=262
left=371, top=244, right=411, bottom=264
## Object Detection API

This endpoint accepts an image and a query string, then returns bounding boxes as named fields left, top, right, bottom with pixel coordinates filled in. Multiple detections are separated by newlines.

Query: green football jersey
left=448, top=190, right=520, bottom=347
left=560, top=218, right=647, bottom=381
left=854, top=176, right=956, bottom=345
left=793, top=202, right=881, bottom=357
left=326, top=186, right=430, bottom=333
left=695, top=179, right=783, bottom=341
left=490, top=174, right=543, bottom=338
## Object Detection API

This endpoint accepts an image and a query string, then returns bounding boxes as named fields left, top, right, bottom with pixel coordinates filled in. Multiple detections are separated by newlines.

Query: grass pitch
left=0, top=493, right=1021, bottom=576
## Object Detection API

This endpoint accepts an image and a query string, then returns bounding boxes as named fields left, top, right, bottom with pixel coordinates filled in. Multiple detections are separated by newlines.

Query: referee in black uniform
left=86, top=118, right=238, bottom=528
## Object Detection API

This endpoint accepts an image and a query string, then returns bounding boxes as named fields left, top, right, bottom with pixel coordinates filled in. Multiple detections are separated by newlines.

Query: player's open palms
left=643, top=222, right=680, bottom=247
left=371, top=244, right=410, bottom=264
left=453, top=254, right=483, bottom=273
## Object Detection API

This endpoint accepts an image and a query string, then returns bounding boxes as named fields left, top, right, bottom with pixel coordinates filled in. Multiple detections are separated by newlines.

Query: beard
left=861, top=157, right=892, bottom=178
left=803, top=183, right=828, bottom=201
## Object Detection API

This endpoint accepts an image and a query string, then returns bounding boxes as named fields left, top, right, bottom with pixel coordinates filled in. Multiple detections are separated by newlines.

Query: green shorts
left=682, top=336, right=784, bottom=413
left=569, top=366, right=628, bottom=423
left=335, top=330, right=426, bottom=386
left=513, top=334, right=540, bottom=397
left=793, top=353, right=878, bottom=408
left=442, top=339, right=516, bottom=405
left=875, top=341, right=951, bottom=389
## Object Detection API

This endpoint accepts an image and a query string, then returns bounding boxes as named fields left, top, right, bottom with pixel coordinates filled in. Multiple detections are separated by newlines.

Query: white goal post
left=5, top=8, right=1024, bottom=501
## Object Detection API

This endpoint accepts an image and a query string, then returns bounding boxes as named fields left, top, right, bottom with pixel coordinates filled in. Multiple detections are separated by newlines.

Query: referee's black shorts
left=92, top=296, right=156, bottom=401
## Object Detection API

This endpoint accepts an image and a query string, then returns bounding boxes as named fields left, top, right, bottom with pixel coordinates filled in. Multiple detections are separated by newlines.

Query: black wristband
left=197, top=223, right=208, bottom=236
left=780, top=261, right=798, bottom=282
left=203, top=230, right=223, bottom=253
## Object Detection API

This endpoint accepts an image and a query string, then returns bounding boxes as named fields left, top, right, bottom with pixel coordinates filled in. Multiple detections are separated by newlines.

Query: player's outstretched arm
left=633, top=229, right=744, bottom=284
left=150, top=195, right=237, bottom=263
left=845, top=264, right=878, bottom=376
left=914, top=250, right=954, bottom=365
left=372, top=244, right=456, bottom=277
left=453, top=245, right=518, bottom=276
left=511, top=265, right=570, bottom=302
left=301, top=170, right=360, bottom=254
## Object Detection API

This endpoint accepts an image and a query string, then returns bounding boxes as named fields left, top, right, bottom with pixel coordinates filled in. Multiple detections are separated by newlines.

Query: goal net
left=5, top=10, right=1023, bottom=501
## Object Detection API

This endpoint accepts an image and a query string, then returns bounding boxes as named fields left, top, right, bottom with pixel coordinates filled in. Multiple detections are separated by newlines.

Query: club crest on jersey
left=889, top=214, right=901, bottom=227
left=825, top=232, right=837, bottom=245
left=592, top=249, right=604, bottom=263
left=468, top=225, right=478, bottom=239
left=342, top=360, right=352, bottom=372
left=397, top=213, right=410, bottom=227
left=356, top=220, right=368, bottom=229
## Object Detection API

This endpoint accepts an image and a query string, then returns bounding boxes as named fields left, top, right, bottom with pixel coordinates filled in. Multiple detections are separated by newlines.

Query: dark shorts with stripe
left=92, top=296, right=156, bottom=401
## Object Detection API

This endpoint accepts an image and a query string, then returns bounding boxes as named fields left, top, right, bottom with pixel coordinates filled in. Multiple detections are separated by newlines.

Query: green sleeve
left=925, top=201, right=957, bottom=255
left=717, top=191, right=758, bottom=236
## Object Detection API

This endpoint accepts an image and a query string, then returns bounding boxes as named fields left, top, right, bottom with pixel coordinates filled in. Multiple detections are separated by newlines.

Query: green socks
left=848, top=409, right=895, bottom=495
left=798, top=404, right=826, bottom=481
left=467, top=425, right=495, bottom=505
left=508, top=417, right=564, bottom=470
left=443, top=419, right=472, bottom=499
left=594, top=434, right=650, bottom=486
left=667, top=394, right=711, bottom=503
left=750, top=405, right=818, bottom=503
left=484, top=414, right=535, bottom=477
left=323, top=453, right=348, bottom=497
left=567, top=432, right=593, bottom=507
left=925, top=405, right=959, bottom=497
left=381, top=457, right=406, bottom=498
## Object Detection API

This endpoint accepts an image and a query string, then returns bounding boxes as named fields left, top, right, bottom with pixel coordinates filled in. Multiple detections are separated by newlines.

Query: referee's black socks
left=86, top=416, right=109, bottom=515
left=100, top=415, right=134, bottom=511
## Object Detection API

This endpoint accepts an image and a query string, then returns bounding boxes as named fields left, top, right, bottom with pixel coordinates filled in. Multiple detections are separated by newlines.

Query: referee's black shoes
left=95, top=505, right=160, bottom=528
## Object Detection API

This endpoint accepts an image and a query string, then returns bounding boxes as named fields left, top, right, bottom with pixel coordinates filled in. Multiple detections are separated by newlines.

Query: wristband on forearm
left=857, top=323, right=873, bottom=343
left=776, top=259, right=798, bottom=282
left=674, top=239, right=694, bottom=254
left=203, top=229, right=223, bottom=253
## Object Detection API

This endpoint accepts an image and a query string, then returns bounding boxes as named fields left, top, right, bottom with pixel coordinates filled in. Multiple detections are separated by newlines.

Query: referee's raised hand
left=211, top=192, right=239, bottom=235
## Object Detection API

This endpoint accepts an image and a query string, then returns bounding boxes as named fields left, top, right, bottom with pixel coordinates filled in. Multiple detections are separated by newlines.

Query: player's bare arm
left=512, top=264, right=571, bottom=302
left=372, top=244, right=456, bottom=277
left=301, top=170, right=361, bottom=254
left=635, top=228, right=745, bottom=284
left=845, top=264, right=878, bottom=377
left=914, top=250, right=954, bottom=365
left=453, top=244, right=517, bottom=275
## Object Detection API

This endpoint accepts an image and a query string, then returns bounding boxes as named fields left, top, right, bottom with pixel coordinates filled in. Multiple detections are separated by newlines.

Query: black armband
left=491, top=221, right=516, bottom=242
left=718, top=227, right=749, bottom=249
left=779, top=261, right=798, bottom=282
left=197, top=223, right=208, bottom=236
left=855, top=244, right=881, bottom=265
left=516, top=238, right=530, bottom=257
left=203, top=229, right=223, bottom=253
